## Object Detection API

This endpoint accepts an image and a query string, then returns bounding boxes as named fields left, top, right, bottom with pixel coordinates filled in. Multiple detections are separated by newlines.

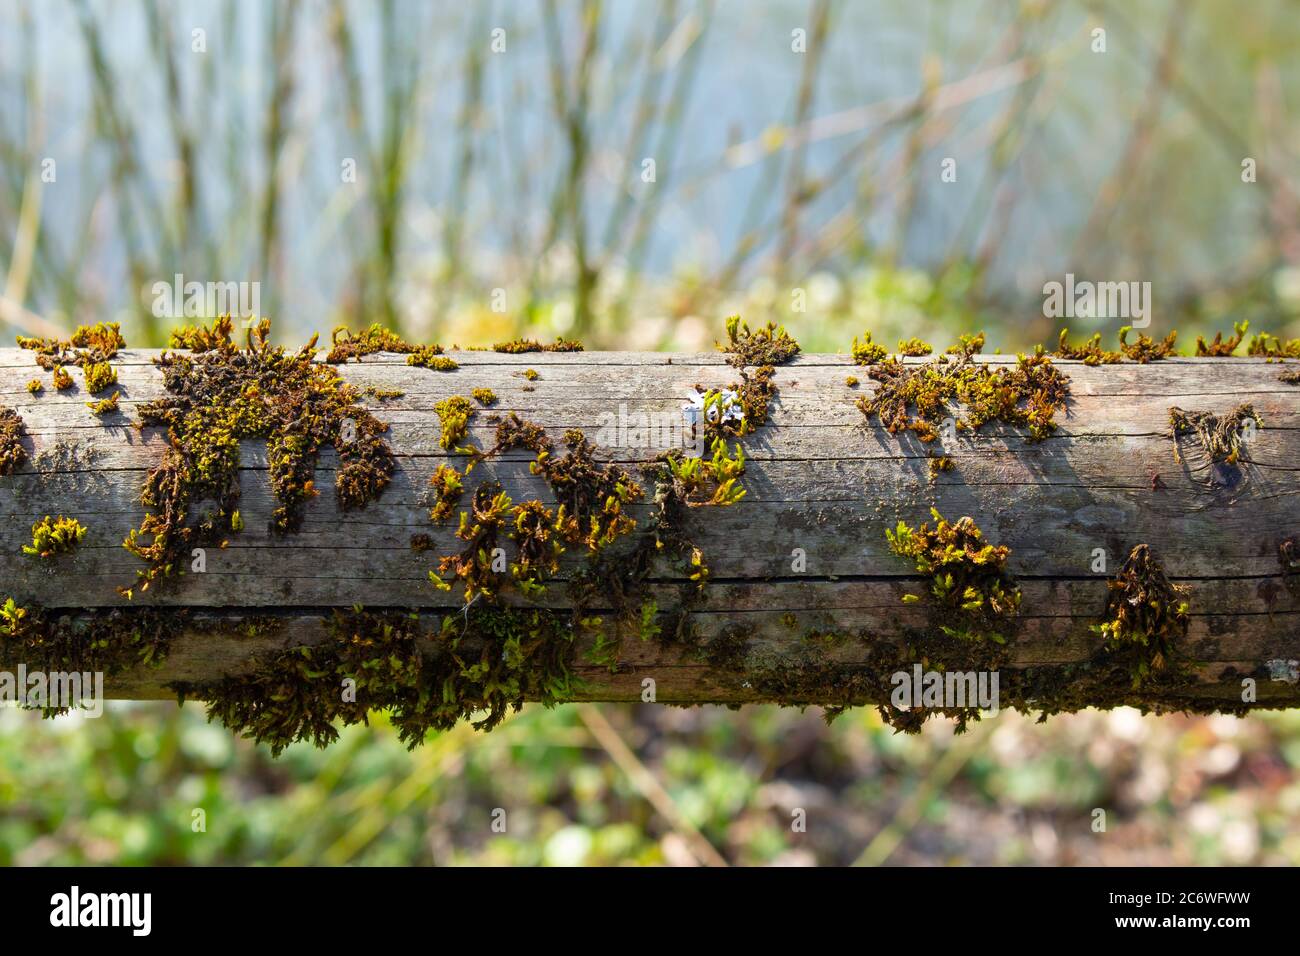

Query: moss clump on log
left=323, top=322, right=419, bottom=363
left=1054, top=328, right=1122, bottom=365
left=1118, top=326, right=1178, bottom=362
left=1094, top=544, right=1191, bottom=689
left=1169, top=404, right=1261, bottom=465
left=0, top=601, right=183, bottom=707
left=886, top=509, right=1021, bottom=645
left=0, top=405, right=26, bottom=476
left=23, top=516, right=87, bottom=559
left=1196, top=320, right=1250, bottom=357
left=433, top=396, right=475, bottom=451
left=121, top=317, right=396, bottom=597
left=408, top=348, right=457, bottom=371
left=858, top=340, right=1070, bottom=443
left=17, top=321, right=125, bottom=371
left=85, top=392, right=121, bottom=416
left=428, top=464, right=464, bottom=522
left=493, top=337, right=584, bottom=353
left=177, top=605, right=579, bottom=755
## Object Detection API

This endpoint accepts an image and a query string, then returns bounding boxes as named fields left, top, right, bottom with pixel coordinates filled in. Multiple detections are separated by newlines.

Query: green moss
left=1119, top=326, right=1178, bottom=362
left=235, top=615, right=287, bottom=640
left=719, top=315, right=800, bottom=367
left=408, top=349, right=458, bottom=371
left=363, top=386, right=404, bottom=401
left=433, top=396, right=474, bottom=451
left=661, top=438, right=746, bottom=506
left=177, top=605, right=580, bottom=755
left=0, top=406, right=25, bottom=476
left=324, top=323, right=418, bottom=363
left=1248, top=332, right=1300, bottom=358
left=927, top=455, right=954, bottom=479
left=1169, top=403, right=1261, bottom=465
left=122, top=317, right=395, bottom=597
left=897, top=338, right=933, bottom=357
left=428, top=463, right=464, bottom=521
left=886, top=508, right=1021, bottom=644
left=493, top=337, right=584, bottom=353
left=471, top=387, right=497, bottom=406
left=1054, top=328, right=1122, bottom=365
left=24, top=515, right=87, bottom=559
left=170, top=315, right=236, bottom=352
left=83, top=360, right=117, bottom=393
left=0, top=601, right=184, bottom=696
left=19, top=323, right=125, bottom=395
left=1196, top=320, right=1249, bottom=357
left=850, top=332, right=887, bottom=365
left=1093, top=544, right=1190, bottom=689
left=860, top=344, right=1069, bottom=443
left=85, top=392, right=121, bottom=416
left=945, top=332, right=985, bottom=357
left=18, top=321, right=125, bottom=370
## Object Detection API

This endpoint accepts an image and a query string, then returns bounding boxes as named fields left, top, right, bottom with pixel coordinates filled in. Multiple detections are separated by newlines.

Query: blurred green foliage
left=4, top=702, right=1300, bottom=865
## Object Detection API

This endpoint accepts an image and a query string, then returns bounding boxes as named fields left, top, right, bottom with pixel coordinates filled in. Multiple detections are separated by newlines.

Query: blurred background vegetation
left=1, top=0, right=1298, bottom=865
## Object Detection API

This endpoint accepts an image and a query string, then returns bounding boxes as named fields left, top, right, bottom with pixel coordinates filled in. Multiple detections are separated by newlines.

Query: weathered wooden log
left=1, top=344, right=1298, bottom=730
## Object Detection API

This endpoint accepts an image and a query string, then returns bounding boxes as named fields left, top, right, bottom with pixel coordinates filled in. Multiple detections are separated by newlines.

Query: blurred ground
left=3, top=702, right=1298, bottom=866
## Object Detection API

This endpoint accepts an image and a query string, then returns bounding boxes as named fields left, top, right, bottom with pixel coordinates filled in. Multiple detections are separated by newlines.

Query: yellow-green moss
left=25, top=379, right=42, bottom=395
left=850, top=332, right=887, bottom=365
left=1119, top=326, right=1178, bottom=362
left=433, top=396, right=474, bottom=451
left=0, top=601, right=183, bottom=702
left=86, top=392, right=121, bottom=416
left=493, top=337, right=584, bottom=353
left=428, top=463, right=464, bottom=521
left=1054, top=328, right=1123, bottom=365
left=1093, top=544, right=1190, bottom=688
left=1196, top=320, right=1249, bottom=357
left=175, top=605, right=578, bottom=755
left=661, top=437, right=746, bottom=506
left=887, top=508, right=1021, bottom=644
left=1248, top=332, right=1300, bottom=358
left=408, top=348, right=458, bottom=371
left=83, top=360, right=117, bottom=393
left=52, top=367, right=73, bottom=391
left=17, top=321, right=125, bottom=370
left=860, top=344, right=1069, bottom=443
left=121, top=317, right=395, bottom=597
left=324, top=323, right=418, bottom=363
left=471, top=387, right=497, bottom=406
left=24, top=515, right=87, bottom=559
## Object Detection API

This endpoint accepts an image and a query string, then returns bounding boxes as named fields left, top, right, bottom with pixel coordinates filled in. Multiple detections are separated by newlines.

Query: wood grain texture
left=1, top=347, right=1298, bottom=708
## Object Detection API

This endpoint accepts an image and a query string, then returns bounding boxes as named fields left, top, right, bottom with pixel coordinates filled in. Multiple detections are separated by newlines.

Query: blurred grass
left=4, top=702, right=1300, bottom=865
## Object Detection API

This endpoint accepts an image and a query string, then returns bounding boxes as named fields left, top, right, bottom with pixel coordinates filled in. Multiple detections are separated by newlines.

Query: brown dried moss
left=0, top=406, right=25, bottom=476
left=1169, top=404, right=1261, bottom=465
